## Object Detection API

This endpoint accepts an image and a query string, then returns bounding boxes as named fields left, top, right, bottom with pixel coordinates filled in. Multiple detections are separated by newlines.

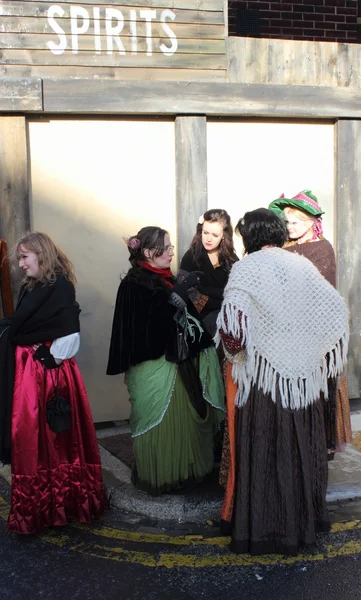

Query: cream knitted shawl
left=215, top=247, right=349, bottom=410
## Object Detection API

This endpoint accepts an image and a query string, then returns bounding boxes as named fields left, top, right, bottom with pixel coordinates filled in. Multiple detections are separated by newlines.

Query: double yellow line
left=1, top=495, right=361, bottom=568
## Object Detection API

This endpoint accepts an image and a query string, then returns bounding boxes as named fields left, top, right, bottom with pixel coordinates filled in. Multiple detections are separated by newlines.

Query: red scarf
left=138, top=261, right=174, bottom=288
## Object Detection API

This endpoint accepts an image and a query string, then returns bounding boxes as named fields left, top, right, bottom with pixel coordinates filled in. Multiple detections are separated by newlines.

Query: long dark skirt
left=231, top=385, right=331, bottom=556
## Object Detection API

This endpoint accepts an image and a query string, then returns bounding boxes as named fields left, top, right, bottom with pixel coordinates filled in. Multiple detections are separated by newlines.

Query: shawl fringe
left=216, top=301, right=348, bottom=410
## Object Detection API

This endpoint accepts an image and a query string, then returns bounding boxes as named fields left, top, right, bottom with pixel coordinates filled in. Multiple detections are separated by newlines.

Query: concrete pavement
left=96, top=408, right=361, bottom=522
left=1, top=408, right=361, bottom=524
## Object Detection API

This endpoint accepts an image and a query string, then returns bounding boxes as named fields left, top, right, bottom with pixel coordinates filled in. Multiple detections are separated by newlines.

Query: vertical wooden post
left=0, top=239, right=14, bottom=317
left=335, top=119, right=361, bottom=399
left=175, top=116, right=208, bottom=264
left=0, top=116, right=31, bottom=297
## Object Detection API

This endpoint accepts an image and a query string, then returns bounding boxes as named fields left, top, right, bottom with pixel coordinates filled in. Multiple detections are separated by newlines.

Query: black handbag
left=46, top=395, right=71, bottom=433
left=175, top=321, right=189, bottom=362
left=46, top=367, right=72, bottom=433
left=166, top=317, right=188, bottom=363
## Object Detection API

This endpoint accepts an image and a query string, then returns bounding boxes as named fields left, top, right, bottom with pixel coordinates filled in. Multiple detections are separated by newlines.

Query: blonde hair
left=282, top=207, right=323, bottom=247
left=13, top=232, right=77, bottom=289
left=282, top=206, right=315, bottom=223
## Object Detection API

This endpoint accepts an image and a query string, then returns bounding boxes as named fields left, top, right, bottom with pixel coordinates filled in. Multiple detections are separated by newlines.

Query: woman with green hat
left=269, top=190, right=351, bottom=455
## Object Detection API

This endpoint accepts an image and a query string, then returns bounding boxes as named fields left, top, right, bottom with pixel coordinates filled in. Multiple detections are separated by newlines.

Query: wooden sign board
left=0, top=1, right=226, bottom=81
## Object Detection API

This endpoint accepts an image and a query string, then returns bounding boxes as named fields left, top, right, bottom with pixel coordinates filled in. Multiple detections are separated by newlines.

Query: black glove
left=173, top=272, right=200, bottom=301
left=33, top=344, right=60, bottom=369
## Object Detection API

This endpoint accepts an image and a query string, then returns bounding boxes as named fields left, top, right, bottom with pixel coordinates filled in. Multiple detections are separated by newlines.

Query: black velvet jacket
left=180, top=247, right=237, bottom=316
left=106, top=266, right=213, bottom=375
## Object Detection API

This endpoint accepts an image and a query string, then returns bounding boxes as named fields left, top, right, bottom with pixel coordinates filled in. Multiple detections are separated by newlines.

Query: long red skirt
left=7, top=346, right=108, bottom=534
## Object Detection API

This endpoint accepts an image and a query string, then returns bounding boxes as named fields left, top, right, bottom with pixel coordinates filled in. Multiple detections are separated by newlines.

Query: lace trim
left=201, top=348, right=225, bottom=412
left=131, top=365, right=178, bottom=438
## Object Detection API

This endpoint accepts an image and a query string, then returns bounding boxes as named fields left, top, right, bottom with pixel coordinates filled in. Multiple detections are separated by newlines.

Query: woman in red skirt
left=0, top=232, right=108, bottom=534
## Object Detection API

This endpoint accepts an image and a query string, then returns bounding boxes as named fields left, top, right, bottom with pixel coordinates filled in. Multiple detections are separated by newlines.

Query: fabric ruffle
left=8, top=463, right=107, bottom=534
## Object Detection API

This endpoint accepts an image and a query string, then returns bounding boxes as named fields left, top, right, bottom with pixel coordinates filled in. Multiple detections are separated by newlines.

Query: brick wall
left=228, top=0, right=358, bottom=42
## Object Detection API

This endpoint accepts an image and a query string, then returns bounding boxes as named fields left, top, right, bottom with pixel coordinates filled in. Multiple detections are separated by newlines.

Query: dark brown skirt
left=230, top=385, right=331, bottom=556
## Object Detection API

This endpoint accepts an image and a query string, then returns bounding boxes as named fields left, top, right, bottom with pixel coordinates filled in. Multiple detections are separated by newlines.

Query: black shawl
left=106, top=266, right=213, bottom=375
left=0, top=275, right=80, bottom=464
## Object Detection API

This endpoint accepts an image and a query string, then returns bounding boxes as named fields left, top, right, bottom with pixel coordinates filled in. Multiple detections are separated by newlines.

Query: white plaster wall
left=28, top=117, right=176, bottom=422
left=207, top=121, right=334, bottom=258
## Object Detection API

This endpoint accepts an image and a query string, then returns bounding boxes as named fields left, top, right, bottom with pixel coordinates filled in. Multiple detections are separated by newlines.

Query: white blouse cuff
left=50, top=333, right=80, bottom=360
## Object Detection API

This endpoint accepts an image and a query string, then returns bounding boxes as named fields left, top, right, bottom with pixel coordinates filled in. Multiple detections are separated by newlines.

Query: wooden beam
left=175, top=116, right=207, bottom=262
left=0, top=116, right=31, bottom=297
left=41, top=79, right=361, bottom=118
left=335, top=119, right=361, bottom=399
left=0, top=77, right=42, bottom=111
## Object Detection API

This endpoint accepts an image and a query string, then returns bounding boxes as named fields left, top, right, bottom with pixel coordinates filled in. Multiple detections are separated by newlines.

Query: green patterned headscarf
left=269, top=190, right=325, bottom=217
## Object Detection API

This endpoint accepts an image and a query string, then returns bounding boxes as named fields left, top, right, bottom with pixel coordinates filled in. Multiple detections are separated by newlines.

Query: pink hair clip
left=126, top=237, right=141, bottom=250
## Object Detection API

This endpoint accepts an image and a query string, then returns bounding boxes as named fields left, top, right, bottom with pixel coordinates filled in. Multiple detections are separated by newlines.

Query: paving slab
left=99, top=431, right=361, bottom=521
left=97, top=407, right=361, bottom=520
left=2, top=412, right=361, bottom=525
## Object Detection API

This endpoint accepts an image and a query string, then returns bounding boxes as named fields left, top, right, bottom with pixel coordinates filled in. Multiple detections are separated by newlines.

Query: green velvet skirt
left=131, top=372, right=223, bottom=495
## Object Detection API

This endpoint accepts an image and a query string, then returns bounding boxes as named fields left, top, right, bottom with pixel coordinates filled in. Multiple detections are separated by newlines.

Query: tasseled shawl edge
left=215, top=302, right=349, bottom=410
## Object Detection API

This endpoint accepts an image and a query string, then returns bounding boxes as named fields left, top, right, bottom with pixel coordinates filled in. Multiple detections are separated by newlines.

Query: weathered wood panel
left=0, top=63, right=225, bottom=81
left=335, top=120, right=361, bottom=399
left=227, top=37, right=361, bottom=88
left=0, top=116, right=31, bottom=297
left=0, top=12, right=224, bottom=29
left=0, top=63, right=225, bottom=80
left=0, top=77, right=42, bottom=110
left=0, top=37, right=225, bottom=55
left=175, top=116, right=207, bottom=259
left=1, top=0, right=223, bottom=8
left=0, top=23, right=225, bottom=39
left=0, top=1, right=226, bottom=81
left=41, top=78, right=361, bottom=118
left=0, top=50, right=226, bottom=69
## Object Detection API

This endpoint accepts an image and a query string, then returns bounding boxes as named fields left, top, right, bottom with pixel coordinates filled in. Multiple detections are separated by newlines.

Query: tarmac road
left=1, top=476, right=361, bottom=600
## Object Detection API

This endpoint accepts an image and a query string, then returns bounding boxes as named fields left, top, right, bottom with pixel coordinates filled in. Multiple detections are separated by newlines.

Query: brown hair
left=125, top=226, right=169, bottom=268
left=190, top=209, right=238, bottom=269
left=13, top=232, right=76, bottom=289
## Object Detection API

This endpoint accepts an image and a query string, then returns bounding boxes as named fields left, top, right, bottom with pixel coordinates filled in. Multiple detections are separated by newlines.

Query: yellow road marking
left=73, top=519, right=361, bottom=547
left=73, top=523, right=230, bottom=547
left=0, top=465, right=11, bottom=485
left=52, top=539, right=361, bottom=569
left=331, top=519, right=361, bottom=532
left=0, top=496, right=10, bottom=521
left=1, top=495, right=361, bottom=567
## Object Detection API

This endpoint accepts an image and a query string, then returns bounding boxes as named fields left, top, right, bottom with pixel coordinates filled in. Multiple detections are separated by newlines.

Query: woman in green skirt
left=107, top=226, right=225, bottom=495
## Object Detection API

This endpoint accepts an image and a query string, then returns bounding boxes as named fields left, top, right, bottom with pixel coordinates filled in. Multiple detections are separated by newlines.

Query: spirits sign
left=0, top=1, right=225, bottom=76
left=47, top=5, right=178, bottom=57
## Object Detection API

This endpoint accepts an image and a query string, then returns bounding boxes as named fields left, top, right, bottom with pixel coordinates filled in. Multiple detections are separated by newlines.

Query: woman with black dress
left=180, top=209, right=238, bottom=337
